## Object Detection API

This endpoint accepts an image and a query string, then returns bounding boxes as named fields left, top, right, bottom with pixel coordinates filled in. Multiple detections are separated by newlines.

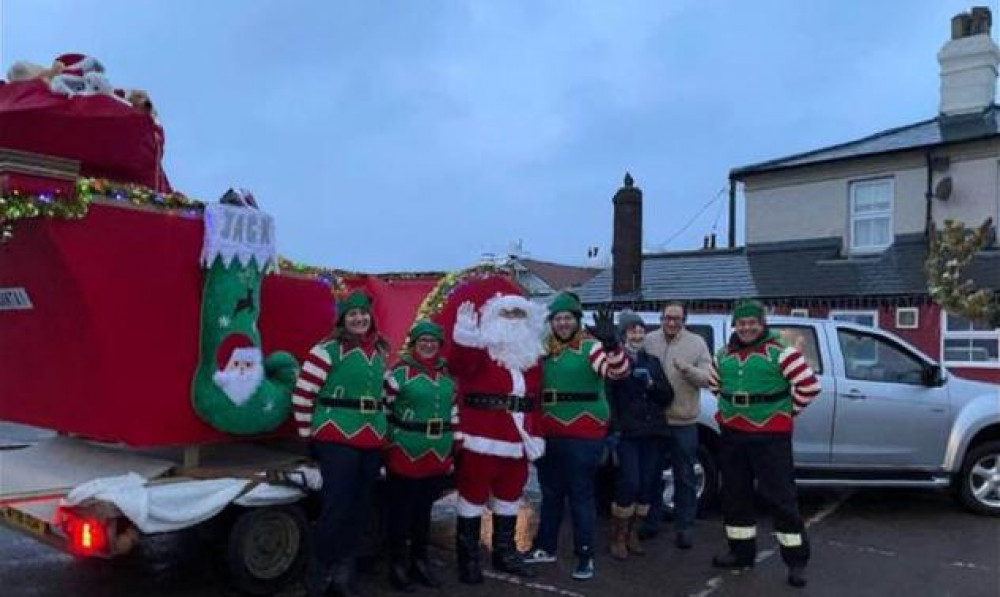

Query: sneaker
left=522, top=548, right=557, bottom=564
left=572, top=556, right=594, bottom=581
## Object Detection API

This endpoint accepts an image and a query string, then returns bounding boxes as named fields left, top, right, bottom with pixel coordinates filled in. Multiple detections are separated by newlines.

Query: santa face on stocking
left=212, top=335, right=264, bottom=406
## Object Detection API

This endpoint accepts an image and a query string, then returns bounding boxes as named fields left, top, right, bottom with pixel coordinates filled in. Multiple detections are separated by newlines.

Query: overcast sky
left=1, top=0, right=990, bottom=271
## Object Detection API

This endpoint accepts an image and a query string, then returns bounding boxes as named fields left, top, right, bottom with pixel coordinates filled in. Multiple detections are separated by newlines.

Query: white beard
left=480, top=312, right=546, bottom=372
left=213, top=364, right=265, bottom=406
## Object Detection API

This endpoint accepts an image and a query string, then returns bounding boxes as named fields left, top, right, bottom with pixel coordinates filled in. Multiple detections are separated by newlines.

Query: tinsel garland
left=0, top=178, right=201, bottom=242
left=926, top=217, right=999, bottom=326
left=413, top=263, right=504, bottom=321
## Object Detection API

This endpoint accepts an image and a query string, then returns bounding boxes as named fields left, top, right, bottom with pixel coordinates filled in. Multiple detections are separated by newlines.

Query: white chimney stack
left=939, top=7, right=1000, bottom=116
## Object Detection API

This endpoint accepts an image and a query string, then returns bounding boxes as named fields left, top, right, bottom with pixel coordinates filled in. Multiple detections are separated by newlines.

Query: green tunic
left=541, top=338, right=611, bottom=439
left=387, top=356, right=456, bottom=462
left=715, top=331, right=792, bottom=429
left=312, top=340, right=388, bottom=442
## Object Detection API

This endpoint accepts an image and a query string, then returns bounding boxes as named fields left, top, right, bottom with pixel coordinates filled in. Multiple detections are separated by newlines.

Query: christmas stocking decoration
left=191, top=199, right=298, bottom=434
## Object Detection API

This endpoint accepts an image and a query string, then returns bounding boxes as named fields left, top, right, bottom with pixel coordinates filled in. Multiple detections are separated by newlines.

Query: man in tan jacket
left=642, top=302, right=712, bottom=548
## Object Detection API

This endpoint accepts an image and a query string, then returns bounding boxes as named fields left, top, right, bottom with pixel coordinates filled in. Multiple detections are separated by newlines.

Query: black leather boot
left=456, top=516, right=484, bottom=584
left=387, top=544, right=415, bottom=593
left=328, top=562, right=361, bottom=597
left=787, top=565, right=807, bottom=588
left=491, top=515, right=535, bottom=578
left=409, top=541, right=441, bottom=588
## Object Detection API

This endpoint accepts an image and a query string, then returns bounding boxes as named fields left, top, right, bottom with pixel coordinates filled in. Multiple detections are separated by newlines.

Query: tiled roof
left=515, top=257, right=602, bottom=291
left=576, top=235, right=1000, bottom=305
left=731, top=106, right=1000, bottom=178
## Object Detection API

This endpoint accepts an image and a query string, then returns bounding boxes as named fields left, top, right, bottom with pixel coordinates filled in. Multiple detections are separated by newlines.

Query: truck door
left=772, top=324, right=834, bottom=464
left=830, top=327, right=951, bottom=467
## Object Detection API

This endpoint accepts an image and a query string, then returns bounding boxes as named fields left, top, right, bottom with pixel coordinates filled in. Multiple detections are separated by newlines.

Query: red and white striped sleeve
left=779, top=346, right=821, bottom=415
left=708, top=357, right=721, bottom=395
left=383, top=367, right=401, bottom=405
left=292, top=344, right=332, bottom=438
left=588, top=342, right=630, bottom=380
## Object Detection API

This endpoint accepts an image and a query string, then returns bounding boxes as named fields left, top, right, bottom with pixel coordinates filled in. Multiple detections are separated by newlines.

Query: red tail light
left=60, top=510, right=108, bottom=555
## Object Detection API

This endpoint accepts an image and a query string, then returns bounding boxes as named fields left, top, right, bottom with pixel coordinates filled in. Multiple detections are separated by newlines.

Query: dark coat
left=608, top=349, right=674, bottom=438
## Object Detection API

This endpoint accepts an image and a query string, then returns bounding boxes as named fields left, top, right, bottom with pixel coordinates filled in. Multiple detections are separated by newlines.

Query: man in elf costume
left=293, top=290, right=389, bottom=597
left=524, top=292, right=628, bottom=580
left=437, top=275, right=547, bottom=584
left=382, top=320, right=458, bottom=591
left=707, top=299, right=821, bottom=588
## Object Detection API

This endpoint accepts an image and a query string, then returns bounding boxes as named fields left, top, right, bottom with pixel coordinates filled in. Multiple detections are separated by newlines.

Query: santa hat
left=432, top=274, right=540, bottom=354
left=54, top=53, right=104, bottom=76
left=216, top=333, right=258, bottom=369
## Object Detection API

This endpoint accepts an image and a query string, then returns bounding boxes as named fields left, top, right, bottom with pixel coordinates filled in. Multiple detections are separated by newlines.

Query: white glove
left=453, top=301, right=483, bottom=348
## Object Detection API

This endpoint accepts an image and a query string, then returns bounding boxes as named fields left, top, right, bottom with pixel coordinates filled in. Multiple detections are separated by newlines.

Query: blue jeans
left=666, top=424, right=699, bottom=531
left=614, top=436, right=664, bottom=508
left=533, top=437, right=604, bottom=557
left=312, top=442, right=383, bottom=566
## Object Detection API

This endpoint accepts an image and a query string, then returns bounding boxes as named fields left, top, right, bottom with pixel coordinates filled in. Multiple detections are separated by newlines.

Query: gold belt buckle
left=732, top=391, right=750, bottom=407
left=542, top=389, right=558, bottom=407
left=359, top=396, right=379, bottom=414
left=426, top=418, right=444, bottom=439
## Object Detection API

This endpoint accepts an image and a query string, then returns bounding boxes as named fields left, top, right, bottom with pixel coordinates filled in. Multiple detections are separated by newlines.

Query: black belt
left=541, top=390, right=599, bottom=406
left=388, top=414, right=453, bottom=438
left=464, top=394, right=534, bottom=413
left=318, top=396, right=382, bottom=413
left=720, top=391, right=789, bottom=407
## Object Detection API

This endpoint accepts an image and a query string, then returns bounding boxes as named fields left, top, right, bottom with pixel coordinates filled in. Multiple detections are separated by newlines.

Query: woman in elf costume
left=293, top=290, right=390, bottom=597
left=382, top=321, right=458, bottom=592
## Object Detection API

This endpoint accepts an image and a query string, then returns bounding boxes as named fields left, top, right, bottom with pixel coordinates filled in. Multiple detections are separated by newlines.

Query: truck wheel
left=225, top=506, right=307, bottom=595
left=958, top=441, right=1000, bottom=516
left=662, top=445, right=719, bottom=514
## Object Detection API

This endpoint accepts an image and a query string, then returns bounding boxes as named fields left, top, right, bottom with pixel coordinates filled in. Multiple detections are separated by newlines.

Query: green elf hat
left=548, top=291, right=583, bottom=320
left=337, top=290, right=372, bottom=321
left=731, top=298, right=766, bottom=324
left=408, top=320, right=443, bottom=343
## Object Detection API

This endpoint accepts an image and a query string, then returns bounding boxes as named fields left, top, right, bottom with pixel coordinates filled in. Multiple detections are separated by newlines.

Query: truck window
left=837, top=329, right=925, bottom=385
left=772, top=325, right=823, bottom=374
left=687, top=324, right=714, bottom=354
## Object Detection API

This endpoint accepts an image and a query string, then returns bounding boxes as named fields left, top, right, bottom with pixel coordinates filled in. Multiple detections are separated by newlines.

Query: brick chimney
left=612, top=172, right=642, bottom=297
left=939, top=6, right=1000, bottom=116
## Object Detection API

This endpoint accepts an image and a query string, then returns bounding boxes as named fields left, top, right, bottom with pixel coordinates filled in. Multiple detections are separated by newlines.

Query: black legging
left=312, top=442, right=383, bottom=567
left=384, top=473, right=447, bottom=557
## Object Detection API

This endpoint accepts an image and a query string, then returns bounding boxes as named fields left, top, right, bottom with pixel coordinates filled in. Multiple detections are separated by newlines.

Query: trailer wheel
left=225, top=506, right=307, bottom=596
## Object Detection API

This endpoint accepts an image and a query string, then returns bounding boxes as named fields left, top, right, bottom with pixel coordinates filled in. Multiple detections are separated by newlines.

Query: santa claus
left=434, top=275, right=546, bottom=583
left=212, top=333, right=264, bottom=406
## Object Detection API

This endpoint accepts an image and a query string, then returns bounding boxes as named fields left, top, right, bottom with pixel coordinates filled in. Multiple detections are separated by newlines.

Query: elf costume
left=707, top=299, right=821, bottom=588
left=530, top=292, right=629, bottom=575
left=382, top=321, right=457, bottom=591
left=296, top=290, right=388, bottom=597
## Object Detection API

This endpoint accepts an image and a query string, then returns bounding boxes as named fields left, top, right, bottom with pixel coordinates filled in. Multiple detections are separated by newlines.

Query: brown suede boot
left=609, top=503, right=633, bottom=560
left=628, top=505, right=649, bottom=556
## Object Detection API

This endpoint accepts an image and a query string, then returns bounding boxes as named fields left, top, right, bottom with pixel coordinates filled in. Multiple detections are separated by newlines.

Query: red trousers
left=455, top=450, right=529, bottom=506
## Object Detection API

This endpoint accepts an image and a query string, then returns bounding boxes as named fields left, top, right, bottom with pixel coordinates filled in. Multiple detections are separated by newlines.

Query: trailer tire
left=225, top=506, right=307, bottom=596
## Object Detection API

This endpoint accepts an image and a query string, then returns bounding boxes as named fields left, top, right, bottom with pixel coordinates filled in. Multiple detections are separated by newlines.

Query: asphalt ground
left=2, top=483, right=997, bottom=597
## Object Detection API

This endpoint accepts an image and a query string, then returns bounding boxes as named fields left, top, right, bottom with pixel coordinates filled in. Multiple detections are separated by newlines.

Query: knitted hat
left=618, top=310, right=645, bottom=336
left=337, top=290, right=372, bottom=320
left=548, top=291, right=583, bottom=319
left=731, top=299, right=766, bottom=324
left=408, top=320, right=443, bottom=342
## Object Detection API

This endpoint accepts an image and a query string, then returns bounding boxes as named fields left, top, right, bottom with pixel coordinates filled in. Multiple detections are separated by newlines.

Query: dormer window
left=849, top=178, right=894, bottom=253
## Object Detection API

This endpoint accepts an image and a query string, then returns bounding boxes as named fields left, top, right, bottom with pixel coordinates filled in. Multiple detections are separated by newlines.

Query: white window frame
left=830, top=310, right=879, bottom=328
left=849, top=178, right=894, bottom=253
left=940, top=311, right=1000, bottom=369
left=895, top=307, right=919, bottom=329
left=789, top=308, right=809, bottom=318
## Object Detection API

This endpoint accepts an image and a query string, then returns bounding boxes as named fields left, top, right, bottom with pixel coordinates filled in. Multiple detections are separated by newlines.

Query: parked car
left=589, top=312, right=1000, bottom=516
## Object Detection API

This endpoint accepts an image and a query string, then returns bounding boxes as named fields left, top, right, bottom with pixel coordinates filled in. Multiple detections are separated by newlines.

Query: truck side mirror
left=922, top=365, right=945, bottom=387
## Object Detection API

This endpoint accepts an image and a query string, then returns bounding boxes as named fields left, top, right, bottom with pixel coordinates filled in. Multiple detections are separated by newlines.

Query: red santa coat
left=449, top=342, right=544, bottom=459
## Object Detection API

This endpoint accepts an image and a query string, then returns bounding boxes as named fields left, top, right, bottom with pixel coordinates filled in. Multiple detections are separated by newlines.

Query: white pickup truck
left=609, top=313, right=1000, bottom=517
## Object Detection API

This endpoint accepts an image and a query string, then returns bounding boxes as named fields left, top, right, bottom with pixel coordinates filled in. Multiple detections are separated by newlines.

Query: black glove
left=587, top=309, right=619, bottom=351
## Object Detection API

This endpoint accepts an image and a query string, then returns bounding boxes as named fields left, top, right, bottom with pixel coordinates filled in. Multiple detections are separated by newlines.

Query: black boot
left=456, top=516, right=484, bottom=585
left=491, top=515, right=536, bottom=578
left=787, top=566, right=807, bottom=588
left=387, top=545, right=415, bottom=593
left=328, top=562, right=361, bottom=597
left=304, top=556, right=330, bottom=597
left=409, top=541, right=441, bottom=588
